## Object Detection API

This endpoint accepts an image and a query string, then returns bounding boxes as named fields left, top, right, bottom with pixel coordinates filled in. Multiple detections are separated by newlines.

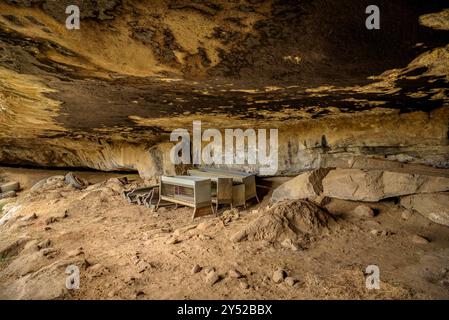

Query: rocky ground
left=1, top=166, right=448, bottom=300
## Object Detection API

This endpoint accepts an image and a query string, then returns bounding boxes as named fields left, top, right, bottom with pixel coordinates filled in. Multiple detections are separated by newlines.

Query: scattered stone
left=400, top=192, right=449, bottom=227
left=65, top=172, right=86, bottom=189
left=401, top=210, right=413, bottom=220
left=281, top=238, right=300, bottom=251
left=198, top=234, right=212, bottom=241
left=284, top=277, right=296, bottom=286
left=380, top=230, right=394, bottom=237
left=272, top=269, right=286, bottom=284
left=204, top=267, right=215, bottom=274
left=173, top=224, right=197, bottom=236
left=89, top=263, right=104, bottom=272
left=21, top=213, right=38, bottom=222
left=45, top=216, right=59, bottom=225
left=135, top=290, right=145, bottom=297
left=68, top=247, right=84, bottom=257
left=191, top=264, right=202, bottom=274
left=37, top=239, right=52, bottom=250
left=239, top=279, right=249, bottom=289
left=271, top=169, right=331, bottom=202
left=205, top=271, right=220, bottom=286
left=228, top=269, right=243, bottom=278
left=222, top=208, right=240, bottom=225
left=352, top=205, right=376, bottom=218
left=165, top=237, right=180, bottom=245
left=0, top=191, right=16, bottom=199
left=136, top=260, right=153, bottom=273
left=41, top=248, right=58, bottom=257
left=370, top=229, right=380, bottom=236
left=323, top=169, right=449, bottom=201
left=57, top=210, right=69, bottom=219
left=0, top=181, right=20, bottom=193
left=411, top=234, right=430, bottom=244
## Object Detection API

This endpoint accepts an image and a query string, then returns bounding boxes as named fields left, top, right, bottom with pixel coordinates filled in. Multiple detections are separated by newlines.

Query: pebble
left=205, top=271, right=220, bottom=286
left=204, top=267, right=215, bottom=274
left=191, top=264, right=202, bottom=274
left=281, top=239, right=299, bottom=251
left=68, top=247, right=84, bottom=257
left=45, top=216, right=59, bottom=225
left=401, top=210, right=413, bottom=220
left=21, top=213, right=38, bottom=222
left=228, top=269, right=243, bottom=278
left=353, top=205, right=376, bottom=218
left=272, top=269, right=286, bottom=284
left=165, top=237, right=180, bottom=245
left=284, top=277, right=296, bottom=287
left=37, top=239, right=52, bottom=250
left=239, top=279, right=249, bottom=289
left=411, top=234, right=430, bottom=244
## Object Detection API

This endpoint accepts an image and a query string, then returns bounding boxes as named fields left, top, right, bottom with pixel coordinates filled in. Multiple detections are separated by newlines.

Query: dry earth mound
left=230, top=200, right=335, bottom=244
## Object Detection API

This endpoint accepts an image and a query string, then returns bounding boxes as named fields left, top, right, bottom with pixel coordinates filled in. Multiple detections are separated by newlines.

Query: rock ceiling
left=0, top=0, right=448, bottom=176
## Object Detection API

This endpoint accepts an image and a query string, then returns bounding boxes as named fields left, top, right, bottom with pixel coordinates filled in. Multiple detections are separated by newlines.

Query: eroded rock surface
left=322, top=169, right=449, bottom=202
left=401, top=193, right=449, bottom=227
left=0, top=1, right=448, bottom=176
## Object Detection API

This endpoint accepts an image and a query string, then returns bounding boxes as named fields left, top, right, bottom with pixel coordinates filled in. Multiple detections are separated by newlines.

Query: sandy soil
left=0, top=167, right=448, bottom=300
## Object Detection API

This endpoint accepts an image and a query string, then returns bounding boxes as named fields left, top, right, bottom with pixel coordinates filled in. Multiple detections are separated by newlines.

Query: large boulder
left=271, top=168, right=330, bottom=202
left=400, top=193, right=449, bottom=227
left=322, top=169, right=449, bottom=201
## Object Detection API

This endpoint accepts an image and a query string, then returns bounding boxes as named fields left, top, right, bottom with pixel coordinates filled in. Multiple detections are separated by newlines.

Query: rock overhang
left=0, top=0, right=448, bottom=176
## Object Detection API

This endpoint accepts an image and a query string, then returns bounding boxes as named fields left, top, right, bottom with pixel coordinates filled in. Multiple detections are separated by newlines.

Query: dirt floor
left=0, top=167, right=448, bottom=300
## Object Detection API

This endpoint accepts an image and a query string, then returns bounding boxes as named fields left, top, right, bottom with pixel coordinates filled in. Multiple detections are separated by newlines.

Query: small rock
left=58, top=210, right=69, bottom=219
left=353, top=205, right=376, bottom=218
left=192, top=264, right=202, bottom=274
left=165, top=237, right=180, bottom=245
left=37, top=239, right=52, bottom=250
left=89, top=263, right=103, bottom=272
left=380, top=230, right=394, bottom=236
left=41, top=248, right=57, bottom=257
left=272, top=269, right=286, bottom=284
left=205, top=271, right=220, bottom=286
left=239, top=279, right=249, bottom=289
left=68, top=247, right=84, bottom=257
left=21, top=213, right=38, bottom=222
left=370, top=229, right=380, bottom=236
left=135, top=290, right=145, bottom=298
left=228, top=269, right=243, bottom=278
left=204, top=266, right=215, bottom=274
left=411, top=234, right=430, bottom=244
left=198, top=234, right=212, bottom=241
left=281, top=239, right=300, bottom=251
left=285, top=277, right=296, bottom=286
left=45, top=216, right=59, bottom=225
left=401, top=210, right=413, bottom=220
